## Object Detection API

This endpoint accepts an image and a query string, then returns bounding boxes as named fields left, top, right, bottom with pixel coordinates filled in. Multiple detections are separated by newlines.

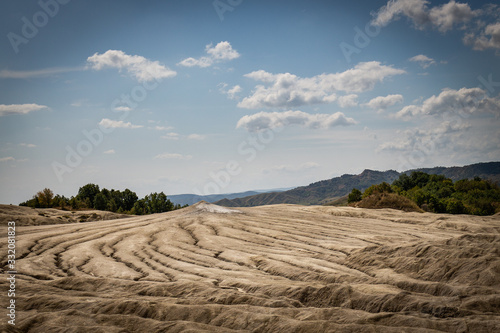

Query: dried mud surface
left=1, top=202, right=499, bottom=332
left=0, top=204, right=131, bottom=226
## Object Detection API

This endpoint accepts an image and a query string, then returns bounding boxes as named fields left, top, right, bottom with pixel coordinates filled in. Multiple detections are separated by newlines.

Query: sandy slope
left=0, top=204, right=131, bottom=226
left=1, top=202, right=499, bottom=332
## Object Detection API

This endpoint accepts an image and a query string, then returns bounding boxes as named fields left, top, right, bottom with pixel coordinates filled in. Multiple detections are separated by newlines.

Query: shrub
left=347, top=188, right=362, bottom=203
left=356, top=193, right=423, bottom=213
left=362, top=182, right=393, bottom=198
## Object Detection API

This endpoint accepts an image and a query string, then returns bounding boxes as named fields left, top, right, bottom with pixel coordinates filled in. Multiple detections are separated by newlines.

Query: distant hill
left=168, top=188, right=294, bottom=206
left=216, top=169, right=400, bottom=207
left=216, top=161, right=500, bottom=208
left=409, top=162, right=500, bottom=184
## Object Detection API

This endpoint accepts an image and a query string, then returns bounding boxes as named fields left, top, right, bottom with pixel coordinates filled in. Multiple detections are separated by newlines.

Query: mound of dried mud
left=1, top=204, right=499, bottom=332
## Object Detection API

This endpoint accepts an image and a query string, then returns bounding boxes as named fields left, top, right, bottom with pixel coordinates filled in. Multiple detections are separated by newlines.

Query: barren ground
left=1, top=202, right=499, bottom=332
left=0, top=204, right=131, bottom=226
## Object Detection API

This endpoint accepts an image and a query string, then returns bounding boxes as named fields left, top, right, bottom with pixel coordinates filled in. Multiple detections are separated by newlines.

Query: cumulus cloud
left=103, top=149, right=115, bottom=154
left=87, top=50, right=177, bottom=82
left=372, top=0, right=477, bottom=32
left=464, top=22, right=500, bottom=51
left=0, top=104, right=48, bottom=117
left=365, top=94, right=404, bottom=110
left=98, top=118, right=143, bottom=129
left=154, top=153, right=192, bottom=160
left=236, top=110, right=357, bottom=132
left=338, top=94, right=359, bottom=108
left=0, top=157, right=15, bottom=162
left=428, top=1, right=477, bottom=32
left=396, top=87, right=500, bottom=118
left=178, top=41, right=240, bottom=68
left=238, top=62, right=405, bottom=109
left=409, top=54, right=436, bottom=68
left=218, top=83, right=242, bottom=100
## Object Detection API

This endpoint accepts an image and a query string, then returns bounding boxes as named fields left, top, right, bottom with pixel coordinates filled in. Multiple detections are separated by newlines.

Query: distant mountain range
left=214, top=161, right=500, bottom=207
left=167, top=188, right=294, bottom=206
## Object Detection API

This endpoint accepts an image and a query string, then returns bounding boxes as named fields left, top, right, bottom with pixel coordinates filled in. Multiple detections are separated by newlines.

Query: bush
left=356, top=193, right=423, bottom=213
left=362, top=182, right=392, bottom=198
left=347, top=188, right=362, bottom=203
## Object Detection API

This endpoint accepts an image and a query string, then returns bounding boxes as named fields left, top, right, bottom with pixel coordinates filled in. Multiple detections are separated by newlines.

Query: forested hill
left=216, top=162, right=500, bottom=208
left=216, top=169, right=400, bottom=207
left=410, top=162, right=500, bottom=184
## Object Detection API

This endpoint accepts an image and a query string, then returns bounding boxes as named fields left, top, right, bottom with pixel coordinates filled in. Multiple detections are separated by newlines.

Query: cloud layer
left=99, top=118, right=143, bottom=129
left=178, top=41, right=240, bottom=68
left=0, top=104, right=48, bottom=117
left=372, top=1, right=500, bottom=52
left=464, top=22, right=500, bottom=51
left=238, top=62, right=405, bottom=109
left=396, top=87, right=500, bottom=118
left=365, top=94, right=403, bottom=110
left=87, top=50, right=177, bottom=82
left=372, top=0, right=477, bottom=32
left=236, top=110, right=357, bottom=132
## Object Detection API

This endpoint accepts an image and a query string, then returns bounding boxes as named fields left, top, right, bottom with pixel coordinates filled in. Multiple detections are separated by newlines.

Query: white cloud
left=206, top=41, right=240, bottom=61
left=103, top=149, right=115, bottom=154
left=161, top=132, right=180, bottom=140
left=365, top=94, right=404, bottom=110
left=409, top=54, right=436, bottom=68
left=19, top=143, right=36, bottom=148
left=114, top=106, right=132, bottom=112
left=0, top=157, right=15, bottom=162
left=153, top=126, right=174, bottom=131
left=154, top=153, right=192, bottom=160
left=98, top=118, right=143, bottom=129
left=87, top=50, right=177, bottom=82
left=218, top=83, right=242, bottom=100
left=371, top=0, right=430, bottom=28
left=178, top=41, right=240, bottom=68
left=238, top=62, right=405, bottom=109
left=178, top=57, right=212, bottom=68
left=396, top=87, right=500, bottom=118
left=338, top=94, right=359, bottom=108
left=0, top=67, right=83, bottom=79
left=377, top=120, right=471, bottom=152
left=372, top=0, right=477, bottom=32
left=428, top=1, right=477, bottom=32
left=187, top=134, right=206, bottom=140
left=236, top=110, right=357, bottom=132
left=0, top=104, right=48, bottom=117
left=464, top=22, right=500, bottom=51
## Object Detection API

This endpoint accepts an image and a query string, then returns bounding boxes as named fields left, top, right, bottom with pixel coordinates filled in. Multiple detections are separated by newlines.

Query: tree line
left=19, top=184, right=187, bottom=215
left=348, top=172, right=500, bottom=216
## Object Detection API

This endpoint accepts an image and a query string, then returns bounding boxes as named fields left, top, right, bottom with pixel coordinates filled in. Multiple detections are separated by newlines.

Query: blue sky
left=1, top=0, right=499, bottom=204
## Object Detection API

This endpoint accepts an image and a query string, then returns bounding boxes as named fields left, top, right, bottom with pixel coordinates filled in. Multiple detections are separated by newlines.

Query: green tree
left=93, top=193, right=108, bottom=210
left=122, top=189, right=138, bottom=211
left=36, top=188, right=54, bottom=208
left=143, top=192, right=174, bottom=214
left=347, top=188, right=362, bottom=203
left=131, top=199, right=147, bottom=215
left=76, top=184, right=100, bottom=207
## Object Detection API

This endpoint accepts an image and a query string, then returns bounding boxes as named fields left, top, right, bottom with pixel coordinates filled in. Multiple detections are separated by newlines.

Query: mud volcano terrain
left=1, top=202, right=500, bottom=332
